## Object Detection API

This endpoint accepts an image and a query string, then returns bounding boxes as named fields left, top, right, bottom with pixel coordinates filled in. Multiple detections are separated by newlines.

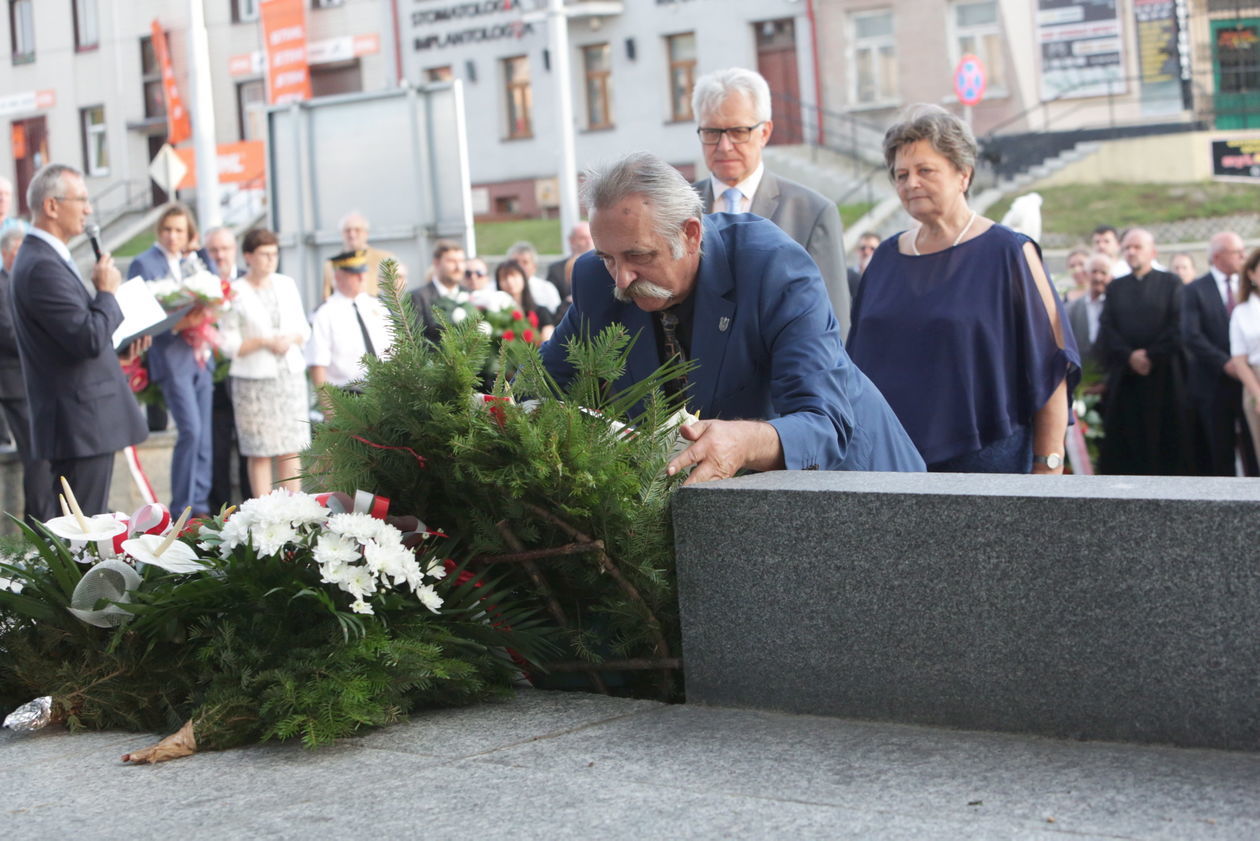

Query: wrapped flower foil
left=3, top=696, right=53, bottom=732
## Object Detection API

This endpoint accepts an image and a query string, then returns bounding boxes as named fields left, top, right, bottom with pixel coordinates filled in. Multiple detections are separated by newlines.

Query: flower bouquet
left=0, top=484, right=553, bottom=763
left=147, top=263, right=235, bottom=365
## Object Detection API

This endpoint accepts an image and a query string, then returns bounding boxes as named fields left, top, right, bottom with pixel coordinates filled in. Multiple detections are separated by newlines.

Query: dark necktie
left=659, top=310, right=688, bottom=398
left=353, top=301, right=377, bottom=358
left=1227, top=278, right=1237, bottom=316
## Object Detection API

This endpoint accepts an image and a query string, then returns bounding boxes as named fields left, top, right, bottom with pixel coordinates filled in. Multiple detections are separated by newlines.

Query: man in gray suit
left=1066, top=252, right=1112, bottom=368
left=0, top=227, right=53, bottom=520
left=690, top=67, right=850, bottom=337
left=11, top=163, right=148, bottom=515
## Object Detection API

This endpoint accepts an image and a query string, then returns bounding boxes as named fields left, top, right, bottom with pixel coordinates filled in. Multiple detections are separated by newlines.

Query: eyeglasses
left=54, top=195, right=91, bottom=204
left=696, top=122, right=765, bottom=145
left=465, top=269, right=487, bottom=278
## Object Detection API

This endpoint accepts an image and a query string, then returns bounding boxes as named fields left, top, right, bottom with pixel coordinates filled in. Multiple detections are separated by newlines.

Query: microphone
left=85, top=223, right=102, bottom=261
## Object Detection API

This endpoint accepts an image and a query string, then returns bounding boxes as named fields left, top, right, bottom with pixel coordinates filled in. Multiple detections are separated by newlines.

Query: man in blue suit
left=540, top=152, right=923, bottom=483
left=128, top=204, right=214, bottom=515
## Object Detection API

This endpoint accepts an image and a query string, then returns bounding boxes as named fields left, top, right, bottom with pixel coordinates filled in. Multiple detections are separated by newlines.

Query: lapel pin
left=718, top=316, right=730, bottom=333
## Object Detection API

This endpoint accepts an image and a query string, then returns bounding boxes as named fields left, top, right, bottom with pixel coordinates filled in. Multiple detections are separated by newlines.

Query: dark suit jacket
left=0, top=266, right=27, bottom=399
left=693, top=171, right=850, bottom=338
left=11, top=234, right=147, bottom=460
left=540, top=214, right=923, bottom=472
left=409, top=282, right=445, bottom=343
left=1182, top=272, right=1233, bottom=404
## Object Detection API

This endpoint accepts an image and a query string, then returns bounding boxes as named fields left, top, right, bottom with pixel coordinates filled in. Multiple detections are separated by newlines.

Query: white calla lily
left=43, top=514, right=127, bottom=543
left=123, top=534, right=208, bottom=573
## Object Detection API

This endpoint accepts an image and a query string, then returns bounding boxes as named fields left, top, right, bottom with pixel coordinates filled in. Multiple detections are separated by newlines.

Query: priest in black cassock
left=1097, top=228, right=1196, bottom=475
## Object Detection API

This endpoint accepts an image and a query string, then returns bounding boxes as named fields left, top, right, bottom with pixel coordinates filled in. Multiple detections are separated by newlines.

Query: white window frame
left=10, top=0, right=35, bottom=62
left=81, top=106, right=109, bottom=177
left=948, top=0, right=1008, bottom=98
left=848, top=9, right=898, bottom=108
left=234, top=0, right=260, bottom=24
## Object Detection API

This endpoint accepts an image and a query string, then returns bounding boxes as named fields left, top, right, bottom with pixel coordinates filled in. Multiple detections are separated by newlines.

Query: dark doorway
left=12, top=115, right=48, bottom=216
left=755, top=18, right=802, bottom=145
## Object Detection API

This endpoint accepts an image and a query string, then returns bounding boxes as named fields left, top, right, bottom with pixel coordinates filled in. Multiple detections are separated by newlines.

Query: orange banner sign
left=173, top=141, right=266, bottom=190
left=151, top=21, right=191, bottom=146
left=260, top=0, right=312, bottom=105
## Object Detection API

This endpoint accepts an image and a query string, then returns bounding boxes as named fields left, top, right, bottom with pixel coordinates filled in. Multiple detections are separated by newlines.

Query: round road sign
left=954, top=54, right=987, bottom=107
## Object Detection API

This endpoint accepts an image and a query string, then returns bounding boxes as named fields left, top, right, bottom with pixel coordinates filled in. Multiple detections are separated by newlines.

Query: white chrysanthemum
left=339, top=565, right=377, bottom=600
left=272, top=491, right=328, bottom=527
left=327, top=512, right=389, bottom=544
left=451, top=306, right=467, bottom=323
left=363, top=540, right=415, bottom=585
left=251, top=520, right=298, bottom=557
left=425, top=559, right=448, bottom=580
left=148, top=278, right=181, bottom=297
left=349, top=598, right=374, bottom=615
left=313, top=532, right=359, bottom=568
left=415, top=584, right=443, bottom=614
left=217, top=515, right=251, bottom=553
left=184, top=271, right=225, bottom=300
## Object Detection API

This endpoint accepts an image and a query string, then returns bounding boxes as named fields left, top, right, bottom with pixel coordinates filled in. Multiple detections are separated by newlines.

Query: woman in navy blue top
left=848, top=105, right=1080, bottom=473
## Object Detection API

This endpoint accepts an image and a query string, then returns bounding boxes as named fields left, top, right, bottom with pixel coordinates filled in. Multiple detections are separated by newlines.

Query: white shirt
left=708, top=162, right=765, bottom=214
left=28, top=226, right=92, bottom=295
left=1085, top=293, right=1106, bottom=345
left=431, top=278, right=467, bottom=302
left=528, top=275, right=561, bottom=312
left=1230, top=296, right=1260, bottom=366
left=305, top=291, right=393, bottom=387
left=1210, top=265, right=1239, bottom=310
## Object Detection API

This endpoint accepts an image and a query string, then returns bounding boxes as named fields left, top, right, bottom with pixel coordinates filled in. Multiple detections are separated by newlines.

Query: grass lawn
left=987, top=181, right=1260, bottom=242
left=114, top=230, right=155, bottom=258
left=839, top=201, right=876, bottom=229
left=475, top=218, right=562, bottom=256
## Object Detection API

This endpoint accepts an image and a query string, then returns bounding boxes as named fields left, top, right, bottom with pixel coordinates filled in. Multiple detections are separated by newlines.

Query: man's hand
left=667, top=419, right=784, bottom=485
left=119, top=335, right=152, bottom=365
left=1225, top=357, right=1242, bottom=380
left=1128, top=348, right=1152, bottom=376
left=92, top=253, right=121, bottom=294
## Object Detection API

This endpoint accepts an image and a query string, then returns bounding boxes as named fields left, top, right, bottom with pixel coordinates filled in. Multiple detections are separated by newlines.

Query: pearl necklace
left=912, top=210, right=978, bottom=255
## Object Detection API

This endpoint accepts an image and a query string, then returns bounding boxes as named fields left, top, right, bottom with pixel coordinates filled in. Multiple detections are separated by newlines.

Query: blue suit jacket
left=540, top=214, right=923, bottom=472
left=128, top=244, right=212, bottom=385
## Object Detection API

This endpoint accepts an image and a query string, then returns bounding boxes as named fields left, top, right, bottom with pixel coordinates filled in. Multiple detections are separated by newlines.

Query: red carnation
left=511, top=310, right=524, bottom=321
left=522, top=328, right=536, bottom=343
left=502, top=329, right=516, bottom=342
left=527, top=310, right=539, bottom=328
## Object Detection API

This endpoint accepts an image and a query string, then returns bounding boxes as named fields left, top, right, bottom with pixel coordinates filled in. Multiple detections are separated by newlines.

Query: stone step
left=673, top=471, right=1260, bottom=752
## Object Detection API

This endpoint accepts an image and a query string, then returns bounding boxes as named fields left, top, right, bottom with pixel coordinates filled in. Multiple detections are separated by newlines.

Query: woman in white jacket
left=220, top=228, right=311, bottom=495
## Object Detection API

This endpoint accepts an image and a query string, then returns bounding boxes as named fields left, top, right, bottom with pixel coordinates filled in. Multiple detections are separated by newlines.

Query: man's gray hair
left=579, top=152, right=703, bottom=259
left=338, top=211, right=368, bottom=231
left=1208, top=230, right=1241, bottom=260
left=691, top=67, right=772, bottom=123
left=27, top=163, right=81, bottom=219
left=0, top=228, right=23, bottom=252
left=507, top=240, right=537, bottom=261
left=882, top=104, right=978, bottom=196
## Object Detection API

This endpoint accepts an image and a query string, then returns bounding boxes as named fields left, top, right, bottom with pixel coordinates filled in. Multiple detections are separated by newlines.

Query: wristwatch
left=1033, top=453, right=1063, bottom=470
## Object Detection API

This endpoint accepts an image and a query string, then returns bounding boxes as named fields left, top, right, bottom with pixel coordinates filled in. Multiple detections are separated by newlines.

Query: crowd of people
left=0, top=65, right=1255, bottom=519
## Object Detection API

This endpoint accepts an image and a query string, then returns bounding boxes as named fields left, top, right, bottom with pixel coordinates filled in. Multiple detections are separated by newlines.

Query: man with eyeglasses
left=1184, top=230, right=1257, bottom=476
left=9, top=163, right=148, bottom=515
left=690, top=67, right=851, bottom=338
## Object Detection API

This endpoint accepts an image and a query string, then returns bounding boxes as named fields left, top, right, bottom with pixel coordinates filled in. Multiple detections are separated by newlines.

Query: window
left=232, top=0, right=259, bottom=23
left=951, top=1, right=1005, bottom=95
left=237, top=80, right=266, bottom=141
left=73, top=0, right=98, bottom=50
left=582, top=43, right=613, bottom=129
left=666, top=33, right=696, bottom=122
left=140, top=35, right=165, bottom=120
left=503, top=56, right=533, bottom=139
left=9, top=0, right=34, bottom=64
left=850, top=10, right=897, bottom=106
left=426, top=66, right=454, bottom=83
left=311, top=0, right=344, bottom=8
left=80, top=106, right=108, bottom=176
